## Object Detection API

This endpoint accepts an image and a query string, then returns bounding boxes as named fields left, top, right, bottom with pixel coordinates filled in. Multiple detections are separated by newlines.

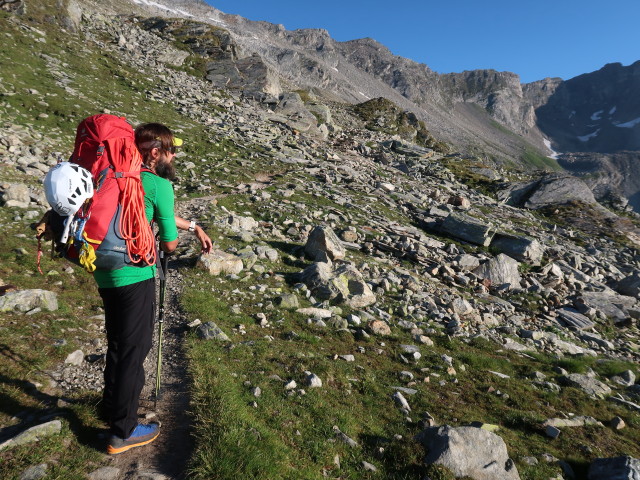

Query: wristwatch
left=188, top=220, right=196, bottom=233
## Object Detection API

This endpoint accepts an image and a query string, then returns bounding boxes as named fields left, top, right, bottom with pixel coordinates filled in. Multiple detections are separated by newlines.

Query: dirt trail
left=106, top=262, right=193, bottom=479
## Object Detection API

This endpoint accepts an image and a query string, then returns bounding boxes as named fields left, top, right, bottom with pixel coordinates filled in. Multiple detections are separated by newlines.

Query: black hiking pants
left=99, top=278, right=155, bottom=439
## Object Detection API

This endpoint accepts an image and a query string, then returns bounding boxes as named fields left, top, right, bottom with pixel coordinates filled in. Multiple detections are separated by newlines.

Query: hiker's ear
left=149, top=147, right=161, bottom=160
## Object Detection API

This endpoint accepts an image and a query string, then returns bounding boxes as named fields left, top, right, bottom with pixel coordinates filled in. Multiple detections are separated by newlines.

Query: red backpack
left=46, top=114, right=156, bottom=272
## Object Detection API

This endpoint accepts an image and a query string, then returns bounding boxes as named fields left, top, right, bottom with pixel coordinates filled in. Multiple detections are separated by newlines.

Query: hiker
left=97, top=122, right=212, bottom=455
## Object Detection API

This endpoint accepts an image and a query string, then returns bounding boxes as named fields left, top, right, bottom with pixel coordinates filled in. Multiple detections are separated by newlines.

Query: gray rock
left=490, top=234, right=545, bottom=265
left=227, top=215, right=259, bottom=232
left=368, top=320, right=391, bottom=336
left=473, top=254, right=522, bottom=289
left=543, top=416, right=603, bottom=428
left=87, top=466, right=121, bottom=480
left=556, top=308, right=596, bottom=330
left=545, top=425, right=561, bottom=438
left=578, top=290, right=637, bottom=324
left=196, top=250, right=243, bottom=276
left=417, top=425, right=520, bottom=480
left=562, top=373, right=612, bottom=399
left=524, top=175, right=597, bottom=209
left=611, top=370, right=636, bottom=387
left=333, top=425, right=358, bottom=448
left=611, top=417, right=626, bottom=430
left=305, top=372, right=322, bottom=388
left=236, top=248, right=258, bottom=270
left=456, top=254, right=481, bottom=270
left=0, top=289, right=58, bottom=313
left=64, top=350, right=84, bottom=366
left=295, top=307, right=333, bottom=319
left=276, top=293, right=299, bottom=309
left=616, top=273, right=640, bottom=298
left=305, top=225, right=346, bottom=261
left=19, top=463, right=48, bottom=480
left=300, top=262, right=376, bottom=308
left=440, top=213, right=496, bottom=247
left=392, top=391, right=411, bottom=412
left=196, top=322, right=230, bottom=341
left=0, top=420, right=62, bottom=451
left=588, top=456, right=640, bottom=480
left=362, top=461, right=377, bottom=472
left=1, top=183, right=30, bottom=207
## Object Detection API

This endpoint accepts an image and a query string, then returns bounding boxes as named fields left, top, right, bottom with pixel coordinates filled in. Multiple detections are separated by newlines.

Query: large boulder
left=616, top=273, right=640, bottom=299
left=524, top=175, right=597, bottom=209
left=561, top=373, right=612, bottom=399
left=440, top=213, right=496, bottom=247
left=0, top=289, right=58, bottom=313
left=417, top=425, right=520, bottom=480
left=300, top=262, right=376, bottom=308
left=490, top=234, right=545, bottom=265
left=578, top=290, right=637, bottom=324
left=305, top=225, right=346, bottom=262
left=588, top=456, right=640, bottom=480
left=473, top=254, right=522, bottom=289
left=196, top=250, right=243, bottom=276
left=227, top=215, right=259, bottom=232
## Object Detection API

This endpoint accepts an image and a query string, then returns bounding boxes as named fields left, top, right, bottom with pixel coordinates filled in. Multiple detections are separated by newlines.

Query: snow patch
left=131, top=0, right=193, bottom=17
left=208, top=17, right=227, bottom=26
left=568, top=111, right=576, bottom=119
left=609, top=106, right=617, bottom=115
left=590, top=110, right=603, bottom=121
left=615, top=117, right=640, bottom=128
left=577, top=129, right=600, bottom=142
left=358, top=91, right=369, bottom=99
left=543, top=139, right=561, bottom=159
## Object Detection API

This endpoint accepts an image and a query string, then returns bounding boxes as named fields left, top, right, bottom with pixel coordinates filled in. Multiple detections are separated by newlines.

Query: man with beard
left=97, top=122, right=212, bottom=454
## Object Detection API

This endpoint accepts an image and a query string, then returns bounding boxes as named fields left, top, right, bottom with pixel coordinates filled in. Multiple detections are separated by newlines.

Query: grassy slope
left=181, top=192, right=640, bottom=480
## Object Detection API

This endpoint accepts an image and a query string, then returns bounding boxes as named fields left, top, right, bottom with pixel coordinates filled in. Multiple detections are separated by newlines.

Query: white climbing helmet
left=43, top=162, right=94, bottom=216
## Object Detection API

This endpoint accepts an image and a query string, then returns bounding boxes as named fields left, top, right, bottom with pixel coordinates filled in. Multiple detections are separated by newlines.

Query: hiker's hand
left=195, top=227, right=213, bottom=254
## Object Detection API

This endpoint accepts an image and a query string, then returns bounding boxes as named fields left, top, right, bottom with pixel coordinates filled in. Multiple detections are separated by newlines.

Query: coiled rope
left=108, top=138, right=156, bottom=267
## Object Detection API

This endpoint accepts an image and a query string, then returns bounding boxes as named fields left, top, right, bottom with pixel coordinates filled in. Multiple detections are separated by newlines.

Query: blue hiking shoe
left=107, top=422, right=160, bottom=455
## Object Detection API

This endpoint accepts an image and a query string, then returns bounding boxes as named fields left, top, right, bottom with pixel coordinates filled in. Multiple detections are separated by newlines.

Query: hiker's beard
left=156, top=157, right=176, bottom=180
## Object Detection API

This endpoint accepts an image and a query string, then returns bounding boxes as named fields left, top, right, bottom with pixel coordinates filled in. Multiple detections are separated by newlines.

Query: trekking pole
left=154, top=251, right=169, bottom=410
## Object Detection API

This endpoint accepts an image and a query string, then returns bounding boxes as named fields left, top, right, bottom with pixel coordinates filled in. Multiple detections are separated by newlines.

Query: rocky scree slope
left=124, top=0, right=640, bottom=211
left=1, top=1, right=640, bottom=479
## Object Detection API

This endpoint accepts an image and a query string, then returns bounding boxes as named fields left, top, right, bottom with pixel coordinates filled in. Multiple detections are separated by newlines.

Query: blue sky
left=203, top=0, right=639, bottom=84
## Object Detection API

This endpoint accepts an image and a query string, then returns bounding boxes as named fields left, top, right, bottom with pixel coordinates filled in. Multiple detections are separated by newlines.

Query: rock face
left=417, top=425, right=521, bottom=480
